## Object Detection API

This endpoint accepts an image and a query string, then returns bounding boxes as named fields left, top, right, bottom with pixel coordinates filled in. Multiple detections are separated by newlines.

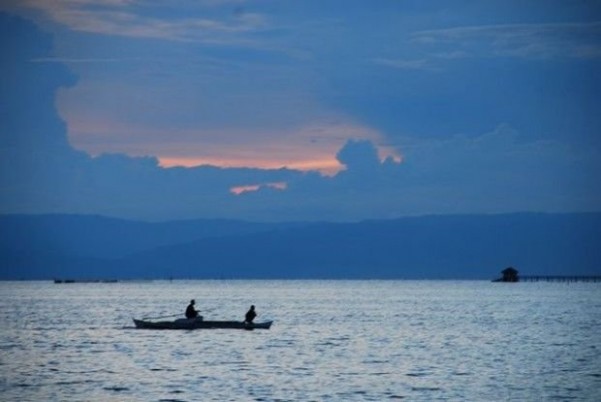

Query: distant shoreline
left=1, top=278, right=599, bottom=283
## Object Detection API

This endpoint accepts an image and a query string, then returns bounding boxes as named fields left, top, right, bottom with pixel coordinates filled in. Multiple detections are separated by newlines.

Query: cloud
left=389, top=125, right=601, bottom=212
left=53, top=66, right=374, bottom=175
left=336, top=139, right=381, bottom=172
left=411, top=21, right=601, bottom=60
left=32, top=57, right=124, bottom=63
left=373, top=57, right=436, bottom=71
left=69, top=122, right=395, bottom=175
left=2, top=12, right=599, bottom=222
left=13, top=0, right=271, bottom=46
left=0, top=13, right=76, bottom=152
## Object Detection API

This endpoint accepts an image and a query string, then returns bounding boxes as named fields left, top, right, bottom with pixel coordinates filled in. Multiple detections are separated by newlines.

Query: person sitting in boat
left=245, top=305, right=257, bottom=324
left=185, top=299, right=199, bottom=319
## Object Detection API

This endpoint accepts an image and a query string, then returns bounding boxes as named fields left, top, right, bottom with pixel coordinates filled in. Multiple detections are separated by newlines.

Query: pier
left=519, top=275, right=601, bottom=283
left=54, top=279, right=119, bottom=284
left=493, top=267, right=601, bottom=283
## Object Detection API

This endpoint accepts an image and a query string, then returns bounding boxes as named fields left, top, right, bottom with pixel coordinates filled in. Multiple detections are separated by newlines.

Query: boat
left=132, top=317, right=273, bottom=330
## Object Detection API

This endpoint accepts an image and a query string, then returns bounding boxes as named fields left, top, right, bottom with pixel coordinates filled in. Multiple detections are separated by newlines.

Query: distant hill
left=1, top=213, right=600, bottom=280
left=0, top=214, right=295, bottom=259
left=0, top=214, right=299, bottom=279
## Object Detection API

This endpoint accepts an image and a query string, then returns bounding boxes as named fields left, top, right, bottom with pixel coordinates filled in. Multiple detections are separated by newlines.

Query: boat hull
left=133, top=318, right=273, bottom=330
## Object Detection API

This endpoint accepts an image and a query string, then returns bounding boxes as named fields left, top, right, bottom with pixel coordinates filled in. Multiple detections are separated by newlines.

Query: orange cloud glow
left=230, top=181, right=288, bottom=195
left=64, top=115, right=402, bottom=175
left=159, top=156, right=343, bottom=175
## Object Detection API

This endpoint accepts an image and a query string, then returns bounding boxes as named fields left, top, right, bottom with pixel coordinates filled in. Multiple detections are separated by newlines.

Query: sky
left=1, top=0, right=600, bottom=222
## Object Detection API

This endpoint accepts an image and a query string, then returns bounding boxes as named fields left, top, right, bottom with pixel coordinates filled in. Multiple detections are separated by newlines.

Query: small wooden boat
left=133, top=317, right=273, bottom=330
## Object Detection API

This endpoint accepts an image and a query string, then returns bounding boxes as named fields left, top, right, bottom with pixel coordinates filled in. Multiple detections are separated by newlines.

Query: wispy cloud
left=412, top=21, right=601, bottom=60
left=32, top=57, right=124, bottom=63
left=373, top=57, right=436, bottom=71
left=15, top=0, right=269, bottom=46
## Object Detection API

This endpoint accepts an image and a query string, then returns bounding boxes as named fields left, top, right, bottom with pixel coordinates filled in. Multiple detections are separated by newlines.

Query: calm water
left=0, top=280, right=599, bottom=401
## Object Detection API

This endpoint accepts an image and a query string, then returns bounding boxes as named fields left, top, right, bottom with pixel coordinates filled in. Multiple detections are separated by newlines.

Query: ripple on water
left=103, top=386, right=130, bottom=392
left=405, top=372, right=431, bottom=377
left=451, top=370, right=472, bottom=376
left=1, top=280, right=600, bottom=401
left=411, top=386, right=441, bottom=392
left=55, top=380, right=101, bottom=386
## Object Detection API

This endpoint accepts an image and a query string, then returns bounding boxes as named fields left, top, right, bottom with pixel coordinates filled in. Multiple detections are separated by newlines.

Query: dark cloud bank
left=1, top=13, right=600, bottom=223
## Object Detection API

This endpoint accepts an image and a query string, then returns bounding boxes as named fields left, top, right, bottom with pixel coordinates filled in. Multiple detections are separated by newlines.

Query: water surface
left=0, top=280, right=599, bottom=401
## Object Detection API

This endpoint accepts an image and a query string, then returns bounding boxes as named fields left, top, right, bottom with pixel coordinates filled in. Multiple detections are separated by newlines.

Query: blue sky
left=1, top=1, right=600, bottom=221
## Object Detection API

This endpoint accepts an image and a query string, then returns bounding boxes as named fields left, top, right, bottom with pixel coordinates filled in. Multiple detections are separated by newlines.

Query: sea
left=0, top=280, right=599, bottom=401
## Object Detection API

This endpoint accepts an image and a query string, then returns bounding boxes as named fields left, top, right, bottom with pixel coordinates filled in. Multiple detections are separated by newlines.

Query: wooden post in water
left=493, top=269, right=601, bottom=282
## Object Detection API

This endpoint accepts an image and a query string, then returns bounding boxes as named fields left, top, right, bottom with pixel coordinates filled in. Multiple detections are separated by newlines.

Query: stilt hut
left=494, top=267, right=519, bottom=282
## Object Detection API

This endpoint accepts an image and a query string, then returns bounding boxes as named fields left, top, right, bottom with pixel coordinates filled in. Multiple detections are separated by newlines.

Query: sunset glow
left=230, top=182, right=288, bottom=195
left=6, top=0, right=597, bottom=224
left=158, top=145, right=401, bottom=175
left=63, top=112, right=400, bottom=175
left=158, top=156, right=344, bottom=175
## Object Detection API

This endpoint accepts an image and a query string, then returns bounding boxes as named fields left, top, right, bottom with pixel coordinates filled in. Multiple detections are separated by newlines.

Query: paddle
left=141, top=313, right=182, bottom=320
left=142, top=306, right=217, bottom=321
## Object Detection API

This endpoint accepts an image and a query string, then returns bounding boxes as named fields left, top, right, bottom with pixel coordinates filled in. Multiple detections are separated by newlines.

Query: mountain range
left=1, top=213, right=600, bottom=280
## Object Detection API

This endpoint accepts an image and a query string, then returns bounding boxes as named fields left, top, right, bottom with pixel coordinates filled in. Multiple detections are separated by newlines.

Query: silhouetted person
left=245, top=305, right=257, bottom=323
left=186, top=299, right=199, bottom=319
